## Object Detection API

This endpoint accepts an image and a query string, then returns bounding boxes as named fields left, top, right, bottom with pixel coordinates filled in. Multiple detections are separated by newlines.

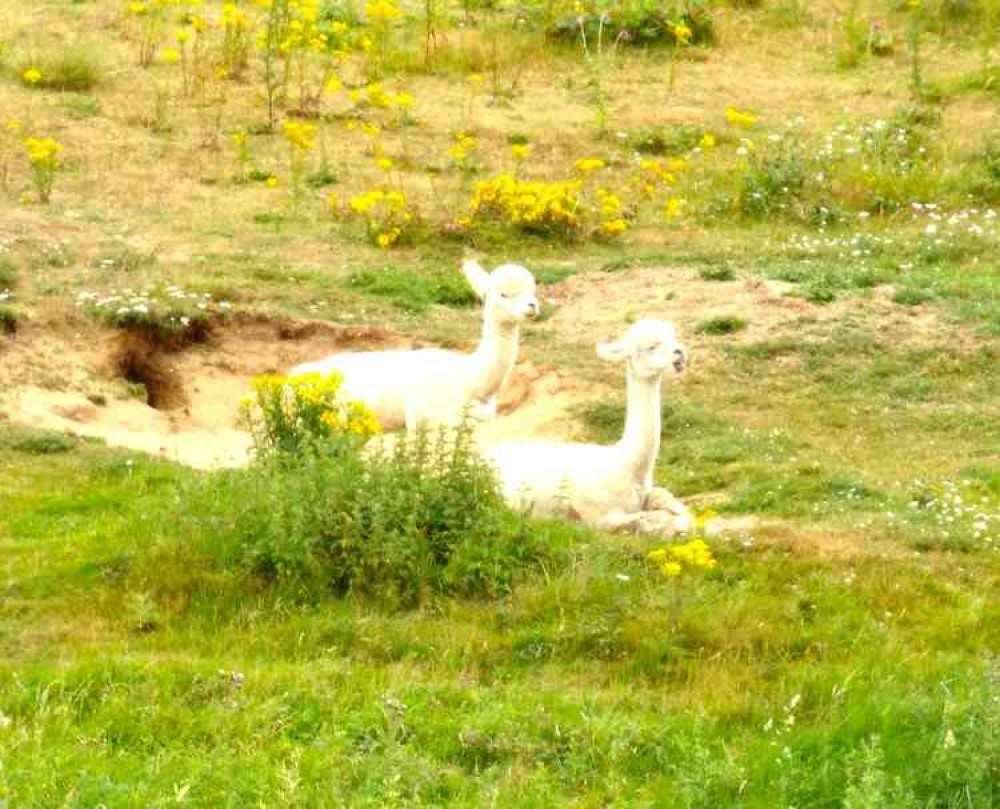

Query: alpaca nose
left=672, top=347, right=686, bottom=372
left=526, top=300, right=540, bottom=317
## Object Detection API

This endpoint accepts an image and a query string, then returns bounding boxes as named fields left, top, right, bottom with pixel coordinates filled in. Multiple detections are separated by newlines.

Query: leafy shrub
left=471, top=174, right=584, bottom=240
left=17, top=46, right=104, bottom=91
left=239, top=373, right=381, bottom=459
left=699, top=264, right=735, bottom=281
left=893, top=286, right=934, bottom=306
left=738, top=140, right=808, bottom=219
left=695, top=315, right=747, bottom=335
left=346, top=189, right=421, bottom=248
left=176, top=423, right=550, bottom=604
left=0, top=304, right=19, bottom=334
left=546, top=3, right=715, bottom=48
left=0, top=258, right=17, bottom=287
left=0, top=425, right=77, bottom=455
left=76, top=285, right=230, bottom=346
left=631, top=124, right=702, bottom=156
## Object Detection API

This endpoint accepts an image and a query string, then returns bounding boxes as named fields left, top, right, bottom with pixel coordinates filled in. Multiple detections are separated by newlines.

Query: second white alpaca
left=290, top=260, right=539, bottom=431
left=485, top=319, right=693, bottom=535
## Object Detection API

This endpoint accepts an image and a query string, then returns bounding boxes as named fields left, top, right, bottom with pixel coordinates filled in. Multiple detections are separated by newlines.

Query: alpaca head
left=596, top=319, right=687, bottom=380
left=462, top=260, right=540, bottom=325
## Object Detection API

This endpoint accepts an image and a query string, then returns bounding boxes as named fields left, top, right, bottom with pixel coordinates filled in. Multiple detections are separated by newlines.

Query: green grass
left=16, top=45, right=104, bottom=91
left=346, top=264, right=480, bottom=313
left=695, top=315, right=747, bottom=335
left=3, top=439, right=1000, bottom=806
left=0, top=257, right=17, bottom=287
left=0, top=304, right=19, bottom=334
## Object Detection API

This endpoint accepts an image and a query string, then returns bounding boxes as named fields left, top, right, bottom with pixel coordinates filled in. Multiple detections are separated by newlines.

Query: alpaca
left=484, top=319, right=693, bottom=535
left=290, top=260, right=539, bottom=431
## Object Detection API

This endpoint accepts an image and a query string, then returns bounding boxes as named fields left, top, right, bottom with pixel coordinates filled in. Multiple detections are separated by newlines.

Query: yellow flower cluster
left=449, top=132, right=477, bottom=162
left=648, top=539, right=717, bottom=578
left=24, top=137, right=63, bottom=169
left=348, top=189, right=413, bottom=247
left=221, top=2, right=250, bottom=28
left=471, top=174, right=582, bottom=235
left=242, top=373, right=382, bottom=451
left=510, top=143, right=531, bottom=161
left=725, top=107, right=757, bottom=128
left=351, top=84, right=414, bottom=109
left=282, top=120, right=316, bottom=151
left=575, top=157, right=605, bottom=173
left=350, top=189, right=406, bottom=213
left=664, top=197, right=685, bottom=219
left=320, top=401, right=382, bottom=435
left=366, top=0, right=403, bottom=23
left=672, top=22, right=693, bottom=43
left=22, top=68, right=42, bottom=85
left=600, top=219, right=629, bottom=235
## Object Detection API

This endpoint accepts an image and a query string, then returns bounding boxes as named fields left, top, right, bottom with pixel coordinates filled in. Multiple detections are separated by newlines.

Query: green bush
left=240, top=372, right=381, bottom=459
left=695, top=315, right=747, bottom=335
left=0, top=304, right=19, bottom=334
left=546, top=2, right=715, bottom=48
left=18, top=45, right=104, bottom=91
left=173, top=423, right=550, bottom=605
left=0, top=258, right=17, bottom=287
left=0, top=425, right=77, bottom=455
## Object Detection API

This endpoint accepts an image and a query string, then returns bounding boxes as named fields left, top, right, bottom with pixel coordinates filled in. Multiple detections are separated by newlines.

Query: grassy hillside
left=1, top=0, right=1000, bottom=805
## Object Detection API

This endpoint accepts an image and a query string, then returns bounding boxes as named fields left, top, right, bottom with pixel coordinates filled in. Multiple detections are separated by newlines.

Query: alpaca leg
left=636, top=509, right=694, bottom=536
left=645, top=487, right=691, bottom=518
left=595, top=509, right=645, bottom=534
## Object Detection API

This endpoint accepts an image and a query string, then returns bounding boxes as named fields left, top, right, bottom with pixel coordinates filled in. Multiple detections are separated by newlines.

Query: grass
left=0, top=304, right=19, bottom=334
left=346, top=264, right=480, bottom=312
left=1, top=0, right=1000, bottom=803
left=695, top=315, right=747, bottom=335
left=3, top=440, right=1000, bottom=805
left=0, top=258, right=16, bottom=287
left=16, top=44, right=103, bottom=91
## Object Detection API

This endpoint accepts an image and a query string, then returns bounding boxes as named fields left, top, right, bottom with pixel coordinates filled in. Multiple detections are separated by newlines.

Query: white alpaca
left=290, top=260, right=540, bottom=431
left=485, top=320, right=693, bottom=535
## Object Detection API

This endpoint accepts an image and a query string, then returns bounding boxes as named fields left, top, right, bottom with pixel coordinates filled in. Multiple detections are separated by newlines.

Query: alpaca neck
left=469, top=307, right=519, bottom=402
left=616, top=367, right=661, bottom=489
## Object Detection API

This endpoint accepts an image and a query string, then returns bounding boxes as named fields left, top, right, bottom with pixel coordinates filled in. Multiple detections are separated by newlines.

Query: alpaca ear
left=596, top=340, right=629, bottom=362
left=462, top=260, right=491, bottom=300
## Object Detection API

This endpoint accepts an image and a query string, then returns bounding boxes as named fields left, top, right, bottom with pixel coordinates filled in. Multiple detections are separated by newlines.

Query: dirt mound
left=0, top=315, right=584, bottom=469
left=0, top=317, right=407, bottom=469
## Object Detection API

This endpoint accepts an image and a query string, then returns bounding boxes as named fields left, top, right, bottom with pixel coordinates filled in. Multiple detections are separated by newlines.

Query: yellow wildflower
left=176, top=30, right=191, bottom=44
left=326, top=76, right=343, bottom=93
left=510, top=143, right=531, bottom=160
left=4, top=120, right=21, bottom=132
left=600, top=218, right=628, bottom=235
left=161, top=48, right=182, bottom=64
left=664, top=197, right=684, bottom=219
left=467, top=73, right=485, bottom=85
left=376, top=230, right=399, bottom=248
left=265, top=176, right=279, bottom=187
left=725, top=107, right=757, bottom=128
left=375, top=157, right=394, bottom=171
left=699, top=133, right=716, bottom=149
left=22, top=68, right=42, bottom=85
left=328, top=191, right=341, bottom=211
left=672, top=22, right=692, bottom=43
left=365, top=0, right=403, bottom=22
left=575, top=157, right=605, bottom=173
left=127, top=1, right=146, bottom=14
left=282, top=120, right=316, bottom=151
